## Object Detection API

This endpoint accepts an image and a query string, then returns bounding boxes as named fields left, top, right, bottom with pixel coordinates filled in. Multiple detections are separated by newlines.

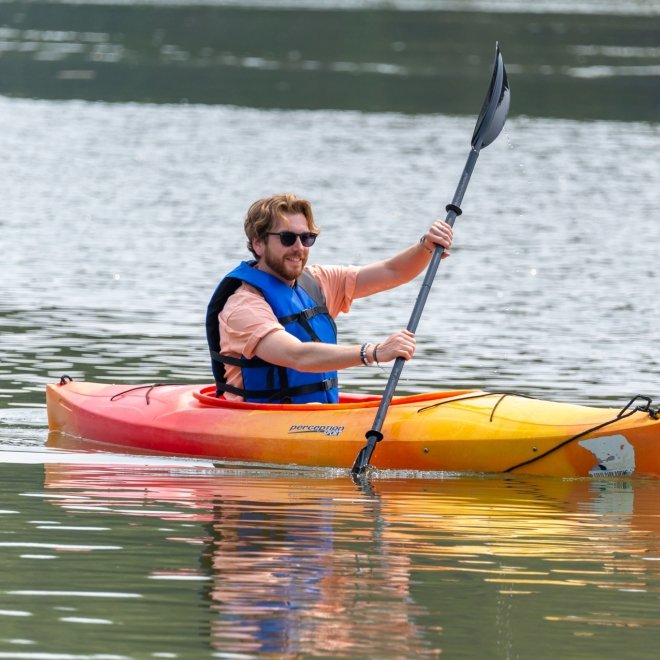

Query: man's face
left=255, top=212, right=311, bottom=283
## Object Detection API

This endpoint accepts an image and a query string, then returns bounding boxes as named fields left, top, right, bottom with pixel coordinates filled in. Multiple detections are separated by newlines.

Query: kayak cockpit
left=193, top=385, right=481, bottom=411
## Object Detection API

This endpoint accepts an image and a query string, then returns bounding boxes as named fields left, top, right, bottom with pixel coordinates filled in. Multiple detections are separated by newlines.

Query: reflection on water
left=0, top=1, right=658, bottom=120
left=0, top=460, right=658, bottom=657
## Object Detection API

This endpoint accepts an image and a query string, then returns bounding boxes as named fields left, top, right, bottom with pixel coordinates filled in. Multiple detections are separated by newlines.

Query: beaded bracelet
left=360, top=343, right=370, bottom=366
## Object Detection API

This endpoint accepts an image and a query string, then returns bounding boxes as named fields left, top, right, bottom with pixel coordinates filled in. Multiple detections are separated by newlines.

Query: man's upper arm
left=354, top=257, right=413, bottom=298
left=220, top=287, right=283, bottom=359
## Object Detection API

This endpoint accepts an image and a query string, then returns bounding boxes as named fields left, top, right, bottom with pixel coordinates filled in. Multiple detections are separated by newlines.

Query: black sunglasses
left=266, top=231, right=318, bottom=247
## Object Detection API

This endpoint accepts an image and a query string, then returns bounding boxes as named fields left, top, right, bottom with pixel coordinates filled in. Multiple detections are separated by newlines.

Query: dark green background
left=1, top=3, right=658, bottom=121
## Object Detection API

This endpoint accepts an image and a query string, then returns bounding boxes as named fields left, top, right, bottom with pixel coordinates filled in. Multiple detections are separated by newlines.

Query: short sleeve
left=219, top=284, right=284, bottom=359
left=306, top=264, right=359, bottom=317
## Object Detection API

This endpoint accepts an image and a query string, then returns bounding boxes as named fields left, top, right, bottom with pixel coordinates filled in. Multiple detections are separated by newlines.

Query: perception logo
left=288, top=425, right=344, bottom=437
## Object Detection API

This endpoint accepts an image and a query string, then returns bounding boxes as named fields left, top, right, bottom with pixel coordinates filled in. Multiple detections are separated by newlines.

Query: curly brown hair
left=244, top=193, right=320, bottom=258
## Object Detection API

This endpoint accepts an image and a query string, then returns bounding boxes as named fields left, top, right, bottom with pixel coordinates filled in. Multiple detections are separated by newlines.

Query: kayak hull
left=46, top=381, right=660, bottom=477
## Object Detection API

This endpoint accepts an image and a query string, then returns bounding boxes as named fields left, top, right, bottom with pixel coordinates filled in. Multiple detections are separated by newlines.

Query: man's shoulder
left=221, top=282, right=266, bottom=317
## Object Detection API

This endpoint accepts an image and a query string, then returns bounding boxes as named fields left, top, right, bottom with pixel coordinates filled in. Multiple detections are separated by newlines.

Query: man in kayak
left=206, top=193, right=453, bottom=403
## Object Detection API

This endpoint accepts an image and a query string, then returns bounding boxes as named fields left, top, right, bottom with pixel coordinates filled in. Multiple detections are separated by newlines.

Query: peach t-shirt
left=218, top=264, right=359, bottom=400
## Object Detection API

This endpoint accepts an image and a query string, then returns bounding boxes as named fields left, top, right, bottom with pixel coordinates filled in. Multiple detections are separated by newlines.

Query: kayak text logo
left=288, top=424, right=345, bottom=437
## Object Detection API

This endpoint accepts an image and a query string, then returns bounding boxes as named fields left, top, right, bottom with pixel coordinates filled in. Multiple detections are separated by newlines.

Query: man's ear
left=252, top=237, right=265, bottom=258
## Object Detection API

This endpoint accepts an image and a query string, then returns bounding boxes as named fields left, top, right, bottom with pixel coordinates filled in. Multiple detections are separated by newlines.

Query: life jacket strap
left=278, top=304, right=329, bottom=326
left=210, top=350, right=269, bottom=368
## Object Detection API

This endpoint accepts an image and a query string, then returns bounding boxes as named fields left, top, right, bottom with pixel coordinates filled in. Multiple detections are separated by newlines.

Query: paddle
left=351, top=42, right=511, bottom=477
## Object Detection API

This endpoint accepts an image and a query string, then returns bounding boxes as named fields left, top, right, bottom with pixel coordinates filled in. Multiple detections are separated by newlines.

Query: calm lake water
left=1, top=458, right=660, bottom=659
left=1, top=0, right=660, bottom=657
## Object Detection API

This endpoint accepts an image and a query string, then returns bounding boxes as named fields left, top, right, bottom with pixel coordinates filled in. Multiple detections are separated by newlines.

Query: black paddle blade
left=352, top=446, right=369, bottom=475
left=351, top=430, right=382, bottom=475
left=471, top=43, right=511, bottom=150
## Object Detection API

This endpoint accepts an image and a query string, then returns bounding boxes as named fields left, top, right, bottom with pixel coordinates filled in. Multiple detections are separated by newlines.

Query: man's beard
left=263, top=247, right=307, bottom=282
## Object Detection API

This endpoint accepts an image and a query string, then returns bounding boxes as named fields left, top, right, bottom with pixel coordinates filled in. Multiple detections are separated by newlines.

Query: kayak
left=46, top=378, right=660, bottom=477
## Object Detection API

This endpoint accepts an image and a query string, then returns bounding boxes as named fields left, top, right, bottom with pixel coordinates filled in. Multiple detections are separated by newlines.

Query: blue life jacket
left=205, top=261, right=339, bottom=404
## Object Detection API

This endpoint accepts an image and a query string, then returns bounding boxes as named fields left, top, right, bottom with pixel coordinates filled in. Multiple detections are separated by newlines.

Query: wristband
left=360, top=343, right=370, bottom=366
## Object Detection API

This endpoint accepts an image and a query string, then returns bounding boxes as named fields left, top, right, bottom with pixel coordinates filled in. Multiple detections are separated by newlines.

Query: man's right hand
left=374, top=329, right=416, bottom=363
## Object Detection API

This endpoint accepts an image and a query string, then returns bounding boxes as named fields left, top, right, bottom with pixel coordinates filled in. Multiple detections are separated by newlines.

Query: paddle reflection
left=41, top=454, right=660, bottom=656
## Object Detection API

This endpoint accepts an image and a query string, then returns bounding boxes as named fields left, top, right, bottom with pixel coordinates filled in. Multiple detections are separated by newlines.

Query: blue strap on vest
left=205, top=261, right=339, bottom=403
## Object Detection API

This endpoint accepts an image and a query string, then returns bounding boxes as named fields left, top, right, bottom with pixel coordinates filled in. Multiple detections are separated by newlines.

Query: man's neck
left=254, top=260, right=296, bottom=287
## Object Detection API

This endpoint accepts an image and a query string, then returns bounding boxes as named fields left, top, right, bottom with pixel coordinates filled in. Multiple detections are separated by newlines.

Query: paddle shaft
left=352, top=146, right=481, bottom=474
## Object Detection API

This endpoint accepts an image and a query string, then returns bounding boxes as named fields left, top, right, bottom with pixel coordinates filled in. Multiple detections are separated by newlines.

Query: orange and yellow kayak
left=46, top=380, right=660, bottom=478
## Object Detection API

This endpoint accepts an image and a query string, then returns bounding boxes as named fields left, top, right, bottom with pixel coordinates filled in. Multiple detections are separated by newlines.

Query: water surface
left=1, top=1, right=659, bottom=657
left=1, top=458, right=659, bottom=658
left=2, top=97, right=658, bottom=410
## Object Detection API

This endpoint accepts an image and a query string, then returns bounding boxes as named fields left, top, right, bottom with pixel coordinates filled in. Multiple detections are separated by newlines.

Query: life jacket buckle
left=321, top=378, right=334, bottom=391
